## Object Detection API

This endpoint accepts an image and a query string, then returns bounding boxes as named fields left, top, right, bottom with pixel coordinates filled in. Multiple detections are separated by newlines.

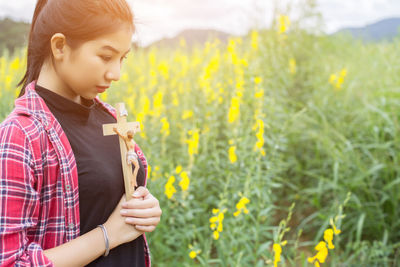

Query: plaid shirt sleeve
left=0, top=120, right=53, bottom=266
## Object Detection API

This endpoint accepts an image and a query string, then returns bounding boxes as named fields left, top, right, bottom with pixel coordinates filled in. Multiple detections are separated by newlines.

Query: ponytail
left=17, top=0, right=48, bottom=97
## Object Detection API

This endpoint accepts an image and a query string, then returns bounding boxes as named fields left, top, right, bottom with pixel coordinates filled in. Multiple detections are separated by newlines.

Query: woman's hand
left=120, top=186, right=162, bottom=232
left=103, top=195, right=144, bottom=249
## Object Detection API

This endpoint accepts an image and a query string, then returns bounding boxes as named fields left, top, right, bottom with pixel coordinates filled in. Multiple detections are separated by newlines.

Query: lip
left=96, top=85, right=109, bottom=93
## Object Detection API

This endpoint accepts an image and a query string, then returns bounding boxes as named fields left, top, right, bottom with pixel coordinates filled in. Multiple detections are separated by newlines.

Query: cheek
left=73, top=57, right=104, bottom=82
left=79, top=57, right=103, bottom=73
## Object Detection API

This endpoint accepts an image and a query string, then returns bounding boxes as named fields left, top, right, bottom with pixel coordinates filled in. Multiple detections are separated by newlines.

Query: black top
left=35, top=84, right=146, bottom=267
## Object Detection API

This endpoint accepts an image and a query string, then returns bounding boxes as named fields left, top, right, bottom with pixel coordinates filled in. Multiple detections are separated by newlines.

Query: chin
left=81, top=94, right=95, bottom=101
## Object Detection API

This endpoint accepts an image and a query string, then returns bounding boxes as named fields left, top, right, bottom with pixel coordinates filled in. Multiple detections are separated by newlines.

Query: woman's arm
left=0, top=122, right=143, bottom=266
left=44, top=227, right=106, bottom=267
left=44, top=196, right=143, bottom=267
left=0, top=122, right=53, bottom=266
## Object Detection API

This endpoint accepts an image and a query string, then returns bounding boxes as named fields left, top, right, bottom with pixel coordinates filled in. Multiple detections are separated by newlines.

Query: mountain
left=147, top=29, right=232, bottom=48
left=0, top=17, right=30, bottom=55
left=335, top=17, right=400, bottom=42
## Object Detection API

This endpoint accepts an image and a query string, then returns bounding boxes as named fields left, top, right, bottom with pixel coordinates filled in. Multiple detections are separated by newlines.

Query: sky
left=1, top=0, right=400, bottom=46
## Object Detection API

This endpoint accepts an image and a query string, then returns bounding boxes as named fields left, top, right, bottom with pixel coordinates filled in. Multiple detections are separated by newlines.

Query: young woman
left=0, top=0, right=161, bottom=266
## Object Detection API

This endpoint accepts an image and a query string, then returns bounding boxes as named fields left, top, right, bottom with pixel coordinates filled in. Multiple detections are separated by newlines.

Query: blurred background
left=1, top=0, right=400, bottom=266
left=1, top=0, right=400, bottom=50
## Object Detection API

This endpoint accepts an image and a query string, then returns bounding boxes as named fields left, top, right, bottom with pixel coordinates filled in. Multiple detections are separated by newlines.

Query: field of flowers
left=1, top=15, right=399, bottom=266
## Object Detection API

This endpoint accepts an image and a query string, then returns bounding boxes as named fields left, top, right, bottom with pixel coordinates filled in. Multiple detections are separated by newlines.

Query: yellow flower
left=336, top=76, right=344, bottom=89
left=228, top=96, right=240, bottom=123
left=210, top=209, right=226, bottom=240
left=329, top=74, right=337, bottom=85
left=158, top=61, right=169, bottom=80
left=179, top=171, right=190, bottom=191
left=273, top=243, right=282, bottom=267
left=148, top=164, right=152, bottom=179
left=160, top=117, right=170, bottom=136
left=308, top=241, right=328, bottom=266
left=340, top=68, right=347, bottom=77
left=182, top=110, right=194, bottom=120
left=209, top=216, right=218, bottom=224
left=189, top=250, right=197, bottom=259
left=277, top=15, right=291, bottom=34
left=329, top=68, right=348, bottom=90
left=217, top=222, right=223, bottom=232
left=149, top=165, right=161, bottom=180
left=330, top=218, right=342, bottom=235
left=186, top=129, right=200, bottom=157
left=233, top=196, right=250, bottom=217
left=213, top=230, right=219, bottom=240
left=121, top=72, right=129, bottom=83
left=164, top=175, right=176, bottom=199
left=175, top=165, right=182, bottom=174
left=308, top=222, right=340, bottom=267
left=251, top=30, right=259, bottom=51
left=324, top=229, right=335, bottom=249
left=153, top=91, right=164, bottom=117
left=254, top=76, right=262, bottom=85
left=100, top=91, right=108, bottom=102
left=253, top=119, right=266, bottom=156
left=254, top=89, right=264, bottom=99
left=142, top=95, right=151, bottom=115
left=172, top=91, right=179, bottom=106
left=10, top=57, right=20, bottom=71
left=229, top=146, right=237, bottom=163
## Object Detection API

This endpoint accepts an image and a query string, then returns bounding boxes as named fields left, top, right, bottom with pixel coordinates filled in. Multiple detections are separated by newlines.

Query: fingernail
left=125, top=218, right=134, bottom=223
left=120, top=209, right=127, bottom=215
left=133, top=192, right=140, bottom=197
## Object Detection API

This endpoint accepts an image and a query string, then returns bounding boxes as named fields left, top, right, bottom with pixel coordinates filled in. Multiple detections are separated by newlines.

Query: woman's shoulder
left=1, top=109, right=42, bottom=132
left=0, top=110, right=47, bottom=150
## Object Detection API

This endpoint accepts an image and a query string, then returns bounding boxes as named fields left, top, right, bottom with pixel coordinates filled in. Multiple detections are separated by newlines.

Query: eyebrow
left=101, top=45, right=131, bottom=55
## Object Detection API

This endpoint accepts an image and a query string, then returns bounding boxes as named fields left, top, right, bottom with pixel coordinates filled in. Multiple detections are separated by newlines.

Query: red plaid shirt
left=0, top=81, right=151, bottom=266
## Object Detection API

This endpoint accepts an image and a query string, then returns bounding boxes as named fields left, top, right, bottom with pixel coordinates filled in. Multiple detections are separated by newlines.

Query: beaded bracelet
left=97, top=224, right=110, bottom=256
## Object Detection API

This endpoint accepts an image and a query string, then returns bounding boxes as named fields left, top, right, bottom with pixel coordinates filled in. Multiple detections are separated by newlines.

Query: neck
left=37, top=59, right=81, bottom=104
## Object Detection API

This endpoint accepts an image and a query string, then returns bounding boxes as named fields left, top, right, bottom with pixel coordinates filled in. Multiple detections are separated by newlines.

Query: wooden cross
left=103, top=103, right=141, bottom=201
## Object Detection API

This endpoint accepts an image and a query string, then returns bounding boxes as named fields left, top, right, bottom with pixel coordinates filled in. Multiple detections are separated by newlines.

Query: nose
left=105, top=61, right=121, bottom=82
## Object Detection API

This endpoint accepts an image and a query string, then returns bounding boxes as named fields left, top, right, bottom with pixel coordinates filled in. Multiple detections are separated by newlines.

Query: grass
left=0, top=25, right=399, bottom=266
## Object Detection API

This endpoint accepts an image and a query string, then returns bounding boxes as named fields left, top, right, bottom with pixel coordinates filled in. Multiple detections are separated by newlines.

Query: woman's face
left=55, top=24, right=133, bottom=103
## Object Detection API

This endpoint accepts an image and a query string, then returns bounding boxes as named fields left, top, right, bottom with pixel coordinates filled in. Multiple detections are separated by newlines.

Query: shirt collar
left=14, top=80, right=118, bottom=130
left=35, top=84, right=96, bottom=121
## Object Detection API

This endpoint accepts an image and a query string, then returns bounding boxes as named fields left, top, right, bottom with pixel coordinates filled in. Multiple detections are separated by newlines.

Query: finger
left=119, top=194, right=127, bottom=204
left=132, top=186, right=149, bottom=198
left=122, top=191, right=154, bottom=208
left=121, top=199, right=155, bottom=210
left=120, top=207, right=162, bottom=218
left=125, top=216, right=160, bottom=226
left=134, top=225, right=156, bottom=233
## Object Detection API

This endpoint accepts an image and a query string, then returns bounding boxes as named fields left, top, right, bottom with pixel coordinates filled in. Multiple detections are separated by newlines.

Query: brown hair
left=17, top=0, right=135, bottom=97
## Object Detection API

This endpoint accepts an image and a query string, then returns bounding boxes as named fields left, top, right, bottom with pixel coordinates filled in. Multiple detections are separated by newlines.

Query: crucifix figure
left=113, top=127, right=139, bottom=188
left=102, top=103, right=141, bottom=200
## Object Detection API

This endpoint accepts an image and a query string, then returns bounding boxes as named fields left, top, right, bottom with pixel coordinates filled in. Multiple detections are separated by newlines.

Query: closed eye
left=101, top=56, right=112, bottom=62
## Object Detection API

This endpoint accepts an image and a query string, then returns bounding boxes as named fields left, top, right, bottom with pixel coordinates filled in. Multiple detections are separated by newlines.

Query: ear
left=50, top=33, right=68, bottom=60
